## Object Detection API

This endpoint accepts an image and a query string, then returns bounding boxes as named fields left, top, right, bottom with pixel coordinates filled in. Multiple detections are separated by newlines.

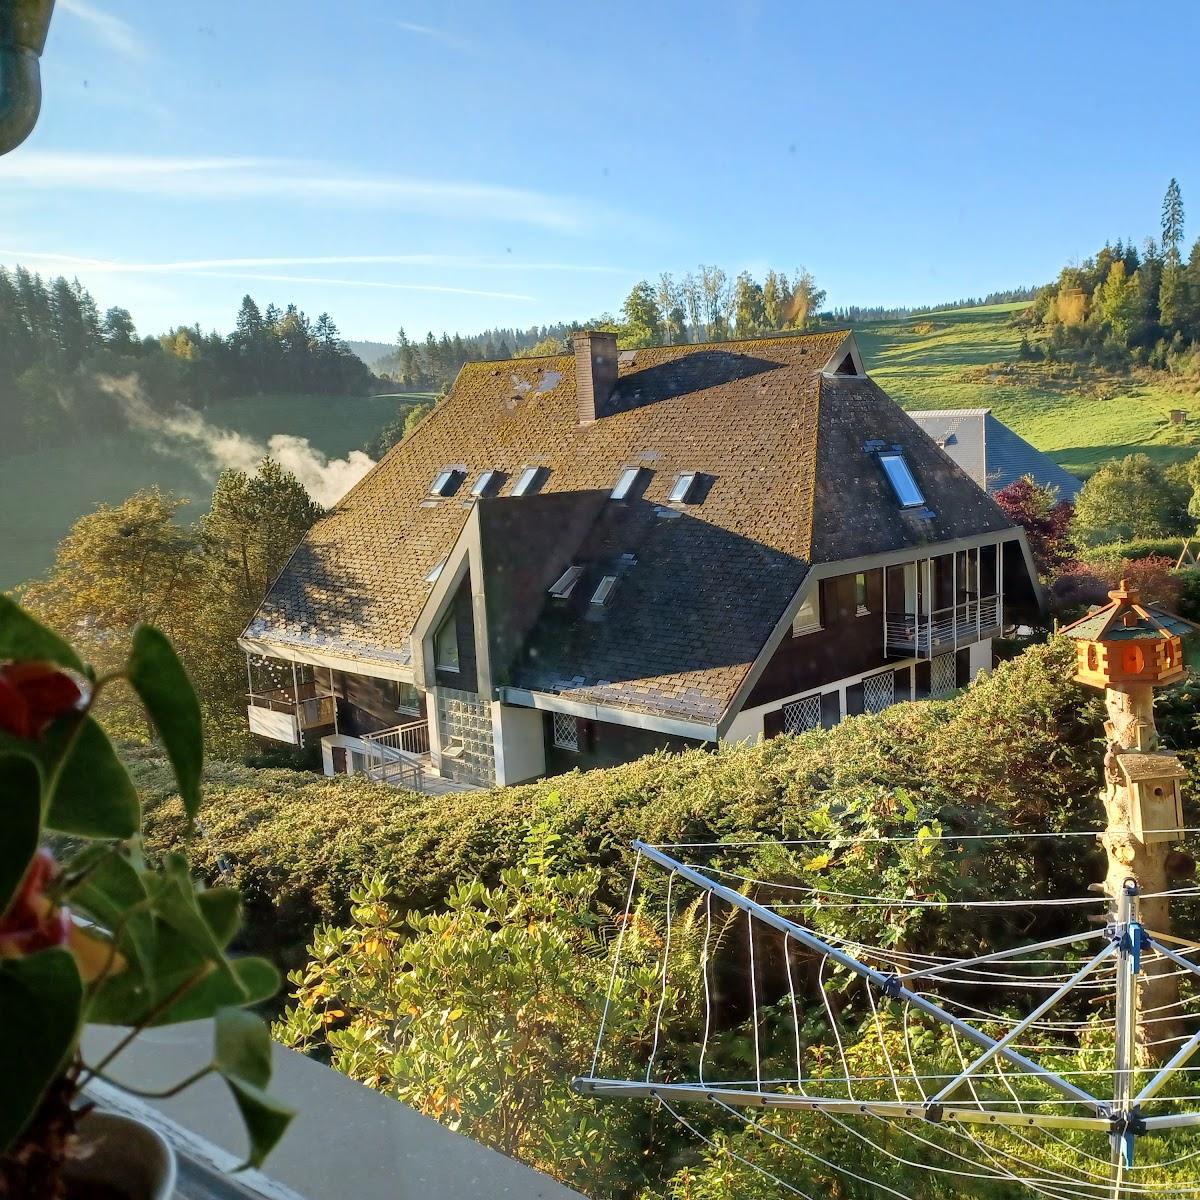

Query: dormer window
left=668, top=472, right=700, bottom=504
left=548, top=565, right=583, bottom=598
left=611, top=467, right=642, bottom=500
left=471, top=469, right=501, bottom=498
left=430, top=467, right=464, bottom=497
left=511, top=465, right=546, bottom=496
left=878, top=452, right=925, bottom=508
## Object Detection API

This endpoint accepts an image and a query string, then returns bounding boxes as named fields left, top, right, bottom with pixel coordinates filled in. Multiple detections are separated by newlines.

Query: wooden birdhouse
left=1059, top=580, right=1194, bottom=690
left=1115, top=753, right=1187, bottom=843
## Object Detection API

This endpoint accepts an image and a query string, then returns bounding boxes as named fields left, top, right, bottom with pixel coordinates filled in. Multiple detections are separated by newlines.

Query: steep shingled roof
left=246, top=333, right=1016, bottom=722
left=908, top=408, right=1083, bottom=500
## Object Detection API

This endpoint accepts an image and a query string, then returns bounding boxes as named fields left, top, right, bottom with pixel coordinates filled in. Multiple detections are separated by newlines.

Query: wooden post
left=1100, top=683, right=1183, bottom=1063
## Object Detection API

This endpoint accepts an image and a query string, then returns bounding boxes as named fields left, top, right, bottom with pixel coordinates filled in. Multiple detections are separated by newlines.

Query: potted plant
left=0, top=596, right=294, bottom=1198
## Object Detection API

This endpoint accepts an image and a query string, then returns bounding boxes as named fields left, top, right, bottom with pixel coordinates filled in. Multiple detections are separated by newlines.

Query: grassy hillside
left=0, top=392, right=432, bottom=591
left=856, top=304, right=1200, bottom=477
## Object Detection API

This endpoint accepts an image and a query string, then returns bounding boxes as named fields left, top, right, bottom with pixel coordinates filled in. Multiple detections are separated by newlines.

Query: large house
left=908, top=408, right=1083, bottom=501
left=241, top=331, right=1042, bottom=791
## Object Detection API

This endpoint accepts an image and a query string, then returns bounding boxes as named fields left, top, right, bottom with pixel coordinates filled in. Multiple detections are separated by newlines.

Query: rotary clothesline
left=575, top=840, right=1200, bottom=1199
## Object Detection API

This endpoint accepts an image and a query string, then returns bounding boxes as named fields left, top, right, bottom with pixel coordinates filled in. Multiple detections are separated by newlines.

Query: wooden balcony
left=885, top=594, right=1002, bottom=658
left=246, top=683, right=336, bottom=744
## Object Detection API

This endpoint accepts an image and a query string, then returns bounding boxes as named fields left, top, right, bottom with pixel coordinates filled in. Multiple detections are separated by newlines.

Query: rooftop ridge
left=456, top=329, right=850, bottom=374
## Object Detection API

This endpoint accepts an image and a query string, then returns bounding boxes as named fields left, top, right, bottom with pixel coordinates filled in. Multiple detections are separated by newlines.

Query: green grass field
left=0, top=392, right=434, bottom=591
left=857, top=306, right=1200, bottom=477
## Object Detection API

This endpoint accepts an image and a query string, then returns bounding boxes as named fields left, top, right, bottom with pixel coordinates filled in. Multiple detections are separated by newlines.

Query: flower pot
left=63, top=1110, right=177, bottom=1200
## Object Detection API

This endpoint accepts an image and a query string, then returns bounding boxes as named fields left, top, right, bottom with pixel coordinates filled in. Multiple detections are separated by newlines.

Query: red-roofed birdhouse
left=1058, top=580, right=1194, bottom=690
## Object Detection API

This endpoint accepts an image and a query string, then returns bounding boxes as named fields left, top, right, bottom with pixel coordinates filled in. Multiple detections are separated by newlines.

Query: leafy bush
left=143, top=641, right=1106, bottom=970
left=1080, top=537, right=1189, bottom=563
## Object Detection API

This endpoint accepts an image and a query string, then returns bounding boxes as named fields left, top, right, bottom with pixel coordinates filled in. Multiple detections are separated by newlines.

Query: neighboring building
left=241, top=331, right=1042, bottom=790
left=908, top=408, right=1083, bottom=500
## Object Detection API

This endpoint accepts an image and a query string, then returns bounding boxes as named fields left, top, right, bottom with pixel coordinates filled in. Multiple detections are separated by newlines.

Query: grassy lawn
left=0, top=392, right=432, bottom=591
left=856, top=305, right=1200, bottom=478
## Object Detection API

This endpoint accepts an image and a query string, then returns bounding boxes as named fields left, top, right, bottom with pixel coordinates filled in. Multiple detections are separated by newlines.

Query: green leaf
left=198, top=888, right=242, bottom=949
left=69, top=849, right=154, bottom=976
left=214, top=1008, right=295, bottom=1169
left=0, top=595, right=85, bottom=674
left=0, top=756, right=41, bottom=917
left=152, top=957, right=280, bottom=1026
left=44, top=716, right=139, bottom=839
left=0, top=950, right=84, bottom=1155
left=150, top=856, right=238, bottom=988
left=126, top=626, right=203, bottom=819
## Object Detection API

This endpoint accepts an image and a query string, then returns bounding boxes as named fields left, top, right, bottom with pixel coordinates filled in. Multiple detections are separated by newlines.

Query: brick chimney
left=573, top=331, right=619, bottom=424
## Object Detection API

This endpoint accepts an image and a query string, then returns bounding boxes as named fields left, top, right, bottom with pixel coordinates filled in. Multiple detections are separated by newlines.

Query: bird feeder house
left=1115, top=752, right=1187, bottom=843
left=1058, top=580, right=1194, bottom=690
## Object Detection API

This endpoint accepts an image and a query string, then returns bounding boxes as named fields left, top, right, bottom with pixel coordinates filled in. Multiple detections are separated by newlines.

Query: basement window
left=425, top=557, right=447, bottom=584
left=471, top=469, right=501, bottom=497
left=611, top=466, right=642, bottom=500
left=878, top=452, right=925, bottom=508
left=591, top=575, right=619, bottom=606
left=548, top=564, right=584, bottom=598
left=511, top=465, right=546, bottom=496
left=668, top=472, right=700, bottom=504
left=552, top=712, right=580, bottom=751
left=430, top=467, right=464, bottom=497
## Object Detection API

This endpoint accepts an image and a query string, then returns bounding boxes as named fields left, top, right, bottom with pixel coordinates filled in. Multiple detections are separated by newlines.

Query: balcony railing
left=246, top=685, right=336, bottom=744
left=361, top=719, right=430, bottom=788
left=885, top=594, right=1002, bottom=658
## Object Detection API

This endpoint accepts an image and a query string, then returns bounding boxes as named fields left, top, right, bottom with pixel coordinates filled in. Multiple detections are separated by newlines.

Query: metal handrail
left=885, top=594, right=1002, bottom=656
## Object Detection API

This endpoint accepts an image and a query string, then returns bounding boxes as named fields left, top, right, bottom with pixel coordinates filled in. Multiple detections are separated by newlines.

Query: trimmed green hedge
left=141, top=640, right=1111, bottom=964
left=1080, top=537, right=1190, bottom=564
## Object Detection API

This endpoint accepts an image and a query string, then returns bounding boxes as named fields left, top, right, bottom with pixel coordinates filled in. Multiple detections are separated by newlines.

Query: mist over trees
left=0, top=269, right=372, bottom=451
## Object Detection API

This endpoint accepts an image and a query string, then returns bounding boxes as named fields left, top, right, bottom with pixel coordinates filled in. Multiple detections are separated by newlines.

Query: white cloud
left=0, top=249, right=622, bottom=276
left=394, top=20, right=477, bottom=55
left=2, top=153, right=593, bottom=232
left=58, top=0, right=151, bottom=63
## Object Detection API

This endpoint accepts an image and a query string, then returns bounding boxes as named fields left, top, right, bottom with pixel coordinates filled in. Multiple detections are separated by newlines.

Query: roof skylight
left=430, top=467, right=463, bottom=497
left=511, top=465, right=545, bottom=497
left=668, top=472, right=699, bottom=503
left=611, top=466, right=642, bottom=500
left=878, top=452, right=925, bottom=508
left=548, top=565, right=583, bottom=598
left=591, top=575, right=618, bottom=606
left=471, top=469, right=500, bottom=497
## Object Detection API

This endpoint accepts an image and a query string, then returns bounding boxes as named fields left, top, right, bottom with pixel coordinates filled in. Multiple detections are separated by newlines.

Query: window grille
left=863, top=671, right=895, bottom=713
left=552, top=712, right=580, bottom=751
left=930, top=652, right=957, bottom=698
left=782, top=694, right=821, bottom=735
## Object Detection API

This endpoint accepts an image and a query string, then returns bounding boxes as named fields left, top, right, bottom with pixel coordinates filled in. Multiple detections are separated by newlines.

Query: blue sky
left=4, top=1, right=1199, bottom=343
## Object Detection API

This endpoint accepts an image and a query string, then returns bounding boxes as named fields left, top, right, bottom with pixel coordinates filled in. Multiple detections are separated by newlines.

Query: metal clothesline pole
left=1110, top=880, right=1139, bottom=1195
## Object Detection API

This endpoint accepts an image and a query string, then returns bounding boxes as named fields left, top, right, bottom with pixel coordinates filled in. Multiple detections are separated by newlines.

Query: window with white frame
left=878, top=452, right=925, bottom=508
left=791, top=586, right=822, bottom=636
left=395, top=680, right=420, bottom=713
left=552, top=712, right=580, bottom=751
left=855, top=571, right=869, bottom=615
left=434, top=613, right=459, bottom=672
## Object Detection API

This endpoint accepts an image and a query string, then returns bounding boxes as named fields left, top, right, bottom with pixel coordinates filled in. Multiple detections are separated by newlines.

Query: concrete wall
left=492, top=702, right=546, bottom=786
left=82, top=1023, right=584, bottom=1200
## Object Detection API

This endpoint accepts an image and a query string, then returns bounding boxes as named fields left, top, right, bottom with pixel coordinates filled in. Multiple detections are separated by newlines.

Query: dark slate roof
left=246, top=333, right=1017, bottom=725
left=908, top=409, right=1082, bottom=500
